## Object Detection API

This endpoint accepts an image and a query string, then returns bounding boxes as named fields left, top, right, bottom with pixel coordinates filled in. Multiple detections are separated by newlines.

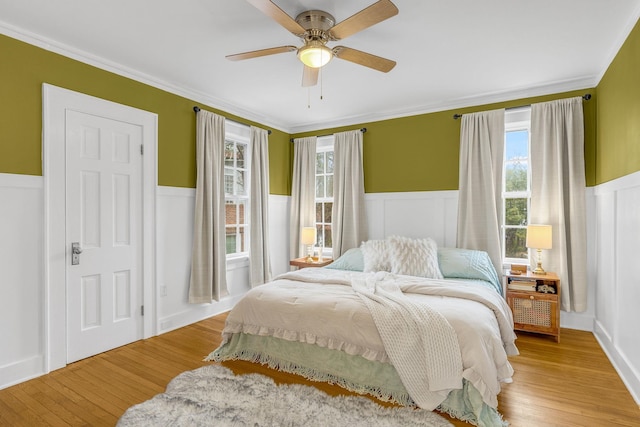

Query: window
left=224, top=122, right=250, bottom=257
left=503, top=108, right=531, bottom=264
left=315, top=136, right=334, bottom=252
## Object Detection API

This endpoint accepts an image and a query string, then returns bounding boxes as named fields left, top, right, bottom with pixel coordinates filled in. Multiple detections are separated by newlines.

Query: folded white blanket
left=352, top=272, right=462, bottom=409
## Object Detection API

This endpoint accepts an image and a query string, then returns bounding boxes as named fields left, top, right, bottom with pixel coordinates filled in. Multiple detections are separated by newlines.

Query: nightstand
left=289, top=257, right=333, bottom=269
left=505, top=271, right=561, bottom=342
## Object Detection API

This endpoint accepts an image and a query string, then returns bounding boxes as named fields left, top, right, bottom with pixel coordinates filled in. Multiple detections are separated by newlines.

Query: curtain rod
left=452, top=93, right=592, bottom=120
left=289, top=128, right=367, bottom=143
left=193, top=106, right=272, bottom=134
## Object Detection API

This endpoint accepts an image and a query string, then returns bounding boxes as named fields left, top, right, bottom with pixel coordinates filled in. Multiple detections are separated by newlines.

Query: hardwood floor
left=1, top=312, right=638, bottom=426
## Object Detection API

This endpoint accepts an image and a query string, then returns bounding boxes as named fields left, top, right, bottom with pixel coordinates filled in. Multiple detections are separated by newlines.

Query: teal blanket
left=209, top=333, right=507, bottom=427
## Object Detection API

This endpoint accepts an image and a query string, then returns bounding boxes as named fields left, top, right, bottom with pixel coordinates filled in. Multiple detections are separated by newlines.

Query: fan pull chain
left=320, top=67, right=323, bottom=101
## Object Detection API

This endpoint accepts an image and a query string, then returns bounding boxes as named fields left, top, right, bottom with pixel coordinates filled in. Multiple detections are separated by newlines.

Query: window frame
left=315, top=136, right=334, bottom=257
left=502, top=107, right=531, bottom=267
left=224, top=120, right=251, bottom=260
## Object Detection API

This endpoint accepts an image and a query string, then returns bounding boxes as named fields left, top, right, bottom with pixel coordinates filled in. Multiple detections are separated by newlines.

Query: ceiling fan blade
left=328, top=0, right=398, bottom=40
left=226, top=46, right=297, bottom=61
left=332, top=46, right=396, bottom=72
left=246, top=0, right=306, bottom=36
left=302, top=66, right=319, bottom=87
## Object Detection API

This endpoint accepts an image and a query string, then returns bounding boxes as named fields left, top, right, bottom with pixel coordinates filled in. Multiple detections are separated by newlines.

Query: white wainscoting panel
left=155, top=187, right=290, bottom=334
left=268, top=195, right=290, bottom=277
left=595, top=191, right=617, bottom=342
left=1, top=177, right=635, bottom=403
left=559, top=187, right=597, bottom=331
left=156, top=186, right=237, bottom=333
left=364, top=191, right=458, bottom=247
left=365, top=190, right=596, bottom=331
left=593, top=171, right=640, bottom=404
left=0, top=173, right=45, bottom=389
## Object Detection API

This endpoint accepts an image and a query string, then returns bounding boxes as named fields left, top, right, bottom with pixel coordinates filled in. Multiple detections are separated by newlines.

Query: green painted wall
left=8, top=19, right=638, bottom=197
left=596, top=18, right=640, bottom=184
left=0, top=34, right=291, bottom=194
left=293, top=89, right=597, bottom=193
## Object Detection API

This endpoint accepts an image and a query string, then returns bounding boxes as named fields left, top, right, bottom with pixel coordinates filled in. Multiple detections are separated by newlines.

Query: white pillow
left=387, top=235, right=443, bottom=279
left=360, top=240, right=392, bottom=272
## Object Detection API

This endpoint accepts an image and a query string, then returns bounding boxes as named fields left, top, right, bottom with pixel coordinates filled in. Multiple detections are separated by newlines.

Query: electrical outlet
left=160, top=286, right=167, bottom=297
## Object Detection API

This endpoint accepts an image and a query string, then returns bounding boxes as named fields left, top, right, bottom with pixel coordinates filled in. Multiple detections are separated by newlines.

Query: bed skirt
left=208, top=333, right=507, bottom=427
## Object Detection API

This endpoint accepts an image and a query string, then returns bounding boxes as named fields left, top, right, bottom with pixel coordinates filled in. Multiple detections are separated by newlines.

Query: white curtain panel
left=189, top=110, right=228, bottom=303
left=332, top=130, right=368, bottom=257
left=289, top=137, right=317, bottom=259
left=456, top=109, right=505, bottom=275
left=249, top=126, right=272, bottom=287
left=530, top=97, right=587, bottom=312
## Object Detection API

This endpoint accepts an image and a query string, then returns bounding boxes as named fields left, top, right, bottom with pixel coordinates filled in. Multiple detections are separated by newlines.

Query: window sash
left=503, top=110, right=531, bottom=265
left=315, top=136, right=334, bottom=252
left=224, top=131, right=250, bottom=257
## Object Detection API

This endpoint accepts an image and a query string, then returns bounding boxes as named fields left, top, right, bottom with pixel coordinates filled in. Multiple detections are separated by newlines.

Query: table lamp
left=301, top=227, right=317, bottom=263
left=526, top=224, right=552, bottom=274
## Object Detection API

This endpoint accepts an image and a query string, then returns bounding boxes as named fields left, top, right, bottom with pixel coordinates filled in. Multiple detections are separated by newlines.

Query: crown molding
left=3, top=6, right=637, bottom=136
left=288, top=75, right=598, bottom=134
left=0, top=20, right=291, bottom=133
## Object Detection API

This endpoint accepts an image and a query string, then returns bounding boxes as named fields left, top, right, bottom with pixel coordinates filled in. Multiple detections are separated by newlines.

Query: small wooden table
left=289, top=257, right=333, bottom=269
left=505, top=271, right=561, bottom=342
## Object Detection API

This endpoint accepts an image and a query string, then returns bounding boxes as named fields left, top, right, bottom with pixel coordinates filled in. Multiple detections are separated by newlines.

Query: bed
left=208, top=237, right=518, bottom=427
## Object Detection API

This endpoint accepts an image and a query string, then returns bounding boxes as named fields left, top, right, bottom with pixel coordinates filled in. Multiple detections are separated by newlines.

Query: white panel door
left=66, top=110, right=143, bottom=363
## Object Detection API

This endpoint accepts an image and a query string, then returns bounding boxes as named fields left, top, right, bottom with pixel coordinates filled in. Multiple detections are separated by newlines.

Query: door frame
left=42, top=84, right=158, bottom=372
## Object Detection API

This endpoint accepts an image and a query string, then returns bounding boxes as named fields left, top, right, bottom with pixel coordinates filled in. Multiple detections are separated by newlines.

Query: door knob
left=71, top=242, right=82, bottom=265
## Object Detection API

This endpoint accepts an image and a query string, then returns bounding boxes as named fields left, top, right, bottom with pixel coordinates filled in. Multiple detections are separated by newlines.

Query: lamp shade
left=301, top=227, right=317, bottom=245
left=298, top=42, right=332, bottom=68
left=526, top=224, right=552, bottom=249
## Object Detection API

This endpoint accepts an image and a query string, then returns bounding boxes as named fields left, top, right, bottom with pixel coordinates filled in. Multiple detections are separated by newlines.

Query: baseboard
left=157, top=294, right=244, bottom=334
left=594, top=320, right=640, bottom=405
left=560, top=311, right=594, bottom=332
left=0, top=355, right=45, bottom=391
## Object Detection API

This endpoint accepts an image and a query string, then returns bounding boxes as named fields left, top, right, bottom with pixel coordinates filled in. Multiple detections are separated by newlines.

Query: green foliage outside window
left=316, top=150, right=333, bottom=249
left=505, top=162, right=527, bottom=192
left=504, top=128, right=530, bottom=261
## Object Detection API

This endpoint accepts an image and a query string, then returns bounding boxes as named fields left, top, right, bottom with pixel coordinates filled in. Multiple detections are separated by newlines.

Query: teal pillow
left=437, top=247, right=502, bottom=293
left=325, top=248, right=364, bottom=271
left=325, top=246, right=501, bottom=294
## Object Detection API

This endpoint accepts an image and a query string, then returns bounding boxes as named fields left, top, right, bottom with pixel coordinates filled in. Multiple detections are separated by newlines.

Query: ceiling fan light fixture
left=298, top=42, right=332, bottom=68
left=230, top=1, right=399, bottom=85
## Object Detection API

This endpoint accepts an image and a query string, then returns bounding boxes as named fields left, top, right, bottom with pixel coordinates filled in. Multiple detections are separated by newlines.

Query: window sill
left=226, top=255, right=249, bottom=270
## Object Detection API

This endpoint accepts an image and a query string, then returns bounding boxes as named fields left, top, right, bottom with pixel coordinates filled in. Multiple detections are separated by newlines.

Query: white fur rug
left=117, top=364, right=453, bottom=426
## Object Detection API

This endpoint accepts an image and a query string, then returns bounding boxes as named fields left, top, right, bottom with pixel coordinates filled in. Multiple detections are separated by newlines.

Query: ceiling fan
left=227, top=0, right=399, bottom=87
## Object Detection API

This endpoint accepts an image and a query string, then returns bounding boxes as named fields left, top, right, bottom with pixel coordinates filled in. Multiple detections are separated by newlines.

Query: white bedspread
left=220, top=268, right=518, bottom=409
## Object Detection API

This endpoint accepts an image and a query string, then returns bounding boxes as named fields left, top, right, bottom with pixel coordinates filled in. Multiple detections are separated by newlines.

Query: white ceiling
left=2, top=0, right=640, bottom=133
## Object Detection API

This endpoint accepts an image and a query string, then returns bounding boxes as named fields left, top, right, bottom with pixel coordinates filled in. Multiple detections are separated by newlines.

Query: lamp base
left=304, top=244, right=314, bottom=263
left=532, top=248, right=546, bottom=274
left=532, top=264, right=546, bottom=275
